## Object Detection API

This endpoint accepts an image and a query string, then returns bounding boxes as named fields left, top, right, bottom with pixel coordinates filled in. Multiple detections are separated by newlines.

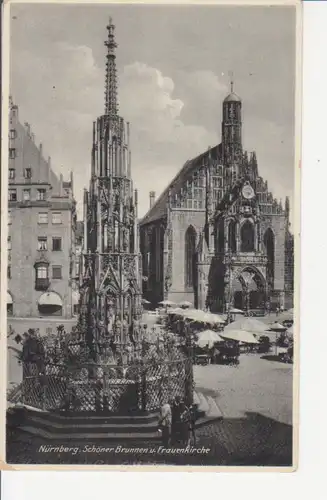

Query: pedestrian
left=188, top=403, right=198, bottom=445
left=171, top=396, right=182, bottom=444
left=179, top=401, right=191, bottom=446
left=276, top=305, right=280, bottom=317
left=158, top=401, right=172, bottom=447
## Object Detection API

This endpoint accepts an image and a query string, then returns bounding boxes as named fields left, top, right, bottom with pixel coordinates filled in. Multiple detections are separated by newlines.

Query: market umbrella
left=141, top=298, right=151, bottom=305
left=224, top=317, right=267, bottom=335
left=167, top=307, right=184, bottom=315
left=158, top=300, right=175, bottom=307
left=203, top=312, right=225, bottom=325
left=182, top=309, right=205, bottom=321
left=196, top=330, right=224, bottom=349
left=220, top=329, right=259, bottom=344
left=268, top=322, right=287, bottom=332
left=230, top=308, right=245, bottom=314
left=179, top=301, right=193, bottom=309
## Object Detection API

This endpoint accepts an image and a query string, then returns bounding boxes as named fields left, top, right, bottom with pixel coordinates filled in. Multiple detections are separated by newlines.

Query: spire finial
left=229, top=70, right=234, bottom=93
left=104, top=17, right=118, bottom=116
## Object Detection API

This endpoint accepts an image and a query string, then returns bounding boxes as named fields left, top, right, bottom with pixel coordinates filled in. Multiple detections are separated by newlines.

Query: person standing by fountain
left=158, top=401, right=172, bottom=447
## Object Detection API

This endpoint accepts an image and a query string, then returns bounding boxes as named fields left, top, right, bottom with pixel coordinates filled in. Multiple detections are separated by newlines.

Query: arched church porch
left=229, top=267, right=267, bottom=312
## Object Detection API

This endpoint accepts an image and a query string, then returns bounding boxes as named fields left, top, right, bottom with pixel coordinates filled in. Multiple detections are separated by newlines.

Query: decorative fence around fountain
left=21, top=338, right=193, bottom=414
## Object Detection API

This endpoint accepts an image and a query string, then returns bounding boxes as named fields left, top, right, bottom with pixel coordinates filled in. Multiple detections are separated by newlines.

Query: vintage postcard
left=2, top=0, right=301, bottom=469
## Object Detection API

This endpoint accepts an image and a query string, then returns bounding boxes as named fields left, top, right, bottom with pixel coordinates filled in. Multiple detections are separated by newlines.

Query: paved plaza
left=195, top=353, right=292, bottom=425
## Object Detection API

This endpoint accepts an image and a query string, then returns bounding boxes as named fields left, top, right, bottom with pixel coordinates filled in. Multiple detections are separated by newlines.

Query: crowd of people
left=158, top=396, right=197, bottom=448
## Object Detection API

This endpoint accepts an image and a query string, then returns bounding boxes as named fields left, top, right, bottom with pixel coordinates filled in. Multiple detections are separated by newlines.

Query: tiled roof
left=140, top=144, right=221, bottom=226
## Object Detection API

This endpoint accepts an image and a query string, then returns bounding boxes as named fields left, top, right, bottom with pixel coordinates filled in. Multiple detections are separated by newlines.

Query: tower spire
left=104, top=17, right=118, bottom=116
left=229, top=70, right=234, bottom=93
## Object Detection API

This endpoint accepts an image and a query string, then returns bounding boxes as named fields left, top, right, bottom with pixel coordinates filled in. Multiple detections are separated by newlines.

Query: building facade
left=139, top=84, right=294, bottom=312
left=7, top=97, right=78, bottom=321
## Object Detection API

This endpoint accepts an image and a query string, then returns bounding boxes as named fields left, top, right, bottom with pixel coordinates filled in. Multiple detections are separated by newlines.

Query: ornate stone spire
left=104, top=17, right=118, bottom=117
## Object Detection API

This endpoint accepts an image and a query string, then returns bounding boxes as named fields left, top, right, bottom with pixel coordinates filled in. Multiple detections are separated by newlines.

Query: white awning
left=38, top=292, right=62, bottom=307
left=72, top=290, right=80, bottom=305
left=7, top=292, right=13, bottom=305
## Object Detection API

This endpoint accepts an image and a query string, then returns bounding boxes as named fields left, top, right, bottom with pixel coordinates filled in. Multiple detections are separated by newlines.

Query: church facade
left=139, top=84, right=294, bottom=313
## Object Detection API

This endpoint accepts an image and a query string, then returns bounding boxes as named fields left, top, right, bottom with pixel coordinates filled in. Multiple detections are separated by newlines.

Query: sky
left=9, top=3, right=296, bottom=220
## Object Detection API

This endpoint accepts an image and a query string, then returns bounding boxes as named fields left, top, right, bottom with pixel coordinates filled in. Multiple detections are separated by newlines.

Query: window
left=9, top=189, right=17, bottom=201
left=52, top=266, right=62, bottom=279
left=37, top=237, right=48, bottom=251
left=9, top=148, right=16, bottom=159
left=9, top=129, right=17, bottom=140
left=185, top=226, right=197, bottom=288
left=228, top=221, right=236, bottom=253
left=36, top=266, right=48, bottom=279
left=23, top=168, right=32, bottom=179
left=9, top=168, right=15, bottom=179
left=264, top=228, right=275, bottom=286
left=52, top=237, right=62, bottom=251
left=8, top=211, right=12, bottom=225
left=23, top=189, right=31, bottom=201
left=7, top=236, right=11, bottom=251
left=38, top=212, right=48, bottom=224
left=7, top=265, right=11, bottom=279
left=52, top=212, right=62, bottom=224
left=241, top=221, right=255, bottom=252
left=37, top=188, right=46, bottom=201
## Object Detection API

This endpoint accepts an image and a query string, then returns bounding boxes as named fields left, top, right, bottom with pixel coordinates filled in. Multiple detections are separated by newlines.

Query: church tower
left=221, top=77, right=243, bottom=185
left=79, top=19, right=142, bottom=356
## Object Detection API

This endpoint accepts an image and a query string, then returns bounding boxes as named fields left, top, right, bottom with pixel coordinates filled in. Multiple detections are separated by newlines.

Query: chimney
left=149, top=191, right=156, bottom=209
left=24, top=122, right=31, bottom=136
left=70, top=171, right=74, bottom=194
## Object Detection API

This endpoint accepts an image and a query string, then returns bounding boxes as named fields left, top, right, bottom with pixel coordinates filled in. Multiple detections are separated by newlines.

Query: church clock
left=242, top=184, right=255, bottom=200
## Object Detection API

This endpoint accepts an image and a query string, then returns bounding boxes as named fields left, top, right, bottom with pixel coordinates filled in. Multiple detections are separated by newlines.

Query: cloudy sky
left=9, top=3, right=296, bottom=219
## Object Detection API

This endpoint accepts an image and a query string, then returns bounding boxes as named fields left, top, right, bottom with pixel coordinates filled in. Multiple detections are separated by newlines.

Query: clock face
left=242, top=184, right=255, bottom=200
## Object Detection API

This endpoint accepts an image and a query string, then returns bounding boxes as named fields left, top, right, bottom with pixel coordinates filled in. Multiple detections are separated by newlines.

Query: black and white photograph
left=4, top=0, right=299, bottom=467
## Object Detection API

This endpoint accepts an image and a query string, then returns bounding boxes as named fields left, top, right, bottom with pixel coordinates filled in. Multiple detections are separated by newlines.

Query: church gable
left=215, top=174, right=284, bottom=220
left=140, top=144, right=223, bottom=225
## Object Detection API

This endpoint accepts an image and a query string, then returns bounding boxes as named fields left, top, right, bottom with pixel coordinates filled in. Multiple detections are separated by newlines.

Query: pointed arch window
left=228, top=221, right=236, bottom=252
left=185, top=226, right=196, bottom=288
left=216, top=219, right=225, bottom=253
left=241, top=221, right=255, bottom=252
left=264, top=228, right=275, bottom=286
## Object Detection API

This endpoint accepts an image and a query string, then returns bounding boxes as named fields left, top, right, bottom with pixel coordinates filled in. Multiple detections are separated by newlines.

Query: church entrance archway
left=231, top=267, right=266, bottom=311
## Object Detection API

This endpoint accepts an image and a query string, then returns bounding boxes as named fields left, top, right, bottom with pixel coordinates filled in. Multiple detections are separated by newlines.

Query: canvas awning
left=7, top=292, right=13, bottom=305
left=38, top=292, right=62, bottom=307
